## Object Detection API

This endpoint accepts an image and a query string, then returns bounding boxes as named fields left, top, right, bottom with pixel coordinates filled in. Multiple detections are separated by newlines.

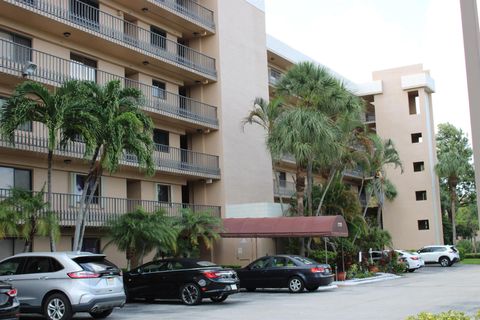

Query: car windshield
left=291, top=256, right=317, bottom=265
left=73, top=256, right=118, bottom=272
left=195, top=261, right=217, bottom=267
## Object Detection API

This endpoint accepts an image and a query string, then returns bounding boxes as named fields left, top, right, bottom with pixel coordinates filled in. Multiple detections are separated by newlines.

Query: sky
left=264, top=0, right=472, bottom=139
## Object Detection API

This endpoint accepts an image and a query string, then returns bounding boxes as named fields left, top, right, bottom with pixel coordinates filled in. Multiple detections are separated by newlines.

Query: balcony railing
left=0, top=188, right=221, bottom=227
left=268, top=67, right=283, bottom=86
left=0, top=122, right=221, bottom=178
left=0, top=39, right=218, bottom=128
left=10, top=0, right=216, bottom=77
left=364, top=113, right=376, bottom=123
left=273, top=181, right=295, bottom=197
left=343, top=167, right=364, bottom=178
left=149, top=0, right=215, bottom=30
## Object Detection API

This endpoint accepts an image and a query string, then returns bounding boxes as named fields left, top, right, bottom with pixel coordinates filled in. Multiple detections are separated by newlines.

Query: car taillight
left=411, top=256, right=419, bottom=260
left=311, top=267, right=325, bottom=273
left=6, top=289, right=17, bottom=297
left=202, top=271, right=221, bottom=279
left=67, top=271, right=101, bottom=279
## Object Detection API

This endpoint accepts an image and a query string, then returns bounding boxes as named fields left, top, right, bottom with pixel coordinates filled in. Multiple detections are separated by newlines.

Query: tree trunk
left=272, top=162, right=285, bottom=215
left=78, top=172, right=102, bottom=250
left=47, top=150, right=56, bottom=252
left=295, top=166, right=306, bottom=256
left=450, top=186, right=457, bottom=244
left=306, top=159, right=313, bottom=216
left=377, top=205, right=383, bottom=228
left=315, top=169, right=336, bottom=216
left=352, top=188, right=374, bottom=244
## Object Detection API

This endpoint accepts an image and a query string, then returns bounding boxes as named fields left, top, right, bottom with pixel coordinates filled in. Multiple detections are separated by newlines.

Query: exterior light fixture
left=22, top=62, right=37, bottom=77
left=142, top=60, right=149, bottom=66
left=63, top=32, right=71, bottom=38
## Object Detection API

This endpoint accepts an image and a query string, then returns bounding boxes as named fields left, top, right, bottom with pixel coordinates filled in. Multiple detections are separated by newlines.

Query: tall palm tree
left=72, top=80, right=155, bottom=251
left=0, top=80, right=95, bottom=251
left=106, top=208, right=178, bottom=270
left=435, top=152, right=469, bottom=244
left=0, top=188, right=59, bottom=252
left=242, top=97, right=286, bottom=212
left=176, top=209, right=222, bottom=258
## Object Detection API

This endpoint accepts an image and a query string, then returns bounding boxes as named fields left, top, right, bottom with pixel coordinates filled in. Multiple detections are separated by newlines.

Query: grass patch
left=461, top=258, right=480, bottom=265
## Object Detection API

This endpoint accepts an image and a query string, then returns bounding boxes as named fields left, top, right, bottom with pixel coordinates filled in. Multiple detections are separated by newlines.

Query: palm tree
left=435, top=152, right=469, bottom=244
left=72, top=80, right=155, bottom=251
left=0, top=188, right=59, bottom=252
left=0, top=80, right=94, bottom=251
left=242, top=97, right=286, bottom=212
left=176, top=209, right=222, bottom=258
left=106, top=208, right=178, bottom=270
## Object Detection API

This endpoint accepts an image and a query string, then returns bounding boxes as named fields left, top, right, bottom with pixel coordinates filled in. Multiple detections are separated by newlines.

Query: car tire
left=408, top=269, right=416, bottom=273
left=245, top=287, right=256, bottom=292
left=89, top=309, right=113, bottom=319
left=439, top=256, right=451, bottom=267
left=306, top=285, right=319, bottom=292
left=210, top=295, right=228, bottom=303
left=180, top=283, right=202, bottom=305
left=43, top=293, right=73, bottom=320
left=288, top=276, right=304, bottom=293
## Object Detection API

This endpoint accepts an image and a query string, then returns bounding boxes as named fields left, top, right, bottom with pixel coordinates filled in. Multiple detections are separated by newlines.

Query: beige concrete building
left=0, top=0, right=443, bottom=266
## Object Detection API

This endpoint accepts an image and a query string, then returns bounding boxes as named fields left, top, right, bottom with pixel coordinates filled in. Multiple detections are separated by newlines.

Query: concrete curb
left=316, top=284, right=338, bottom=291
left=333, top=273, right=402, bottom=286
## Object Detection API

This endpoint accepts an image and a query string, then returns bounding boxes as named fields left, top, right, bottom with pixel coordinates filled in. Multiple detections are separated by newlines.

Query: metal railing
left=149, top=0, right=215, bottom=30
left=0, top=39, right=218, bottom=127
left=343, top=167, right=364, bottom=178
left=364, top=113, right=376, bottom=122
left=0, top=122, right=220, bottom=177
left=268, top=67, right=283, bottom=86
left=10, top=0, right=216, bottom=77
left=0, top=188, right=221, bottom=227
left=273, top=181, right=295, bottom=197
left=280, top=153, right=296, bottom=163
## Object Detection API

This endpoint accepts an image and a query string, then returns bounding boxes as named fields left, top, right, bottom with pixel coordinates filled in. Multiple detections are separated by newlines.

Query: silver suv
left=417, top=245, right=460, bottom=267
left=0, top=252, right=125, bottom=320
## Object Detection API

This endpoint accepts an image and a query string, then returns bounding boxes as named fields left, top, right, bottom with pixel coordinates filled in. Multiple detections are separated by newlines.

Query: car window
left=434, top=247, right=446, bottom=252
left=0, top=258, right=24, bottom=276
left=162, top=261, right=184, bottom=271
left=73, top=256, right=118, bottom=272
left=250, top=258, right=270, bottom=270
left=24, top=257, right=63, bottom=274
left=141, top=262, right=165, bottom=273
left=450, top=246, right=458, bottom=253
left=271, top=257, right=287, bottom=268
left=291, top=256, right=316, bottom=265
left=419, top=248, right=431, bottom=253
left=286, top=259, right=296, bottom=267
left=195, top=261, right=217, bottom=267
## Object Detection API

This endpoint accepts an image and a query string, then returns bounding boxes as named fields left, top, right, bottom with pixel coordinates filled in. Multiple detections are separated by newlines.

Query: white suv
left=417, top=245, right=460, bottom=267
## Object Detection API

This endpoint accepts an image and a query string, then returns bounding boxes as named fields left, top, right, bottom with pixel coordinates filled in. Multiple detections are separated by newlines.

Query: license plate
left=106, top=278, right=114, bottom=286
left=230, top=284, right=237, bottom=290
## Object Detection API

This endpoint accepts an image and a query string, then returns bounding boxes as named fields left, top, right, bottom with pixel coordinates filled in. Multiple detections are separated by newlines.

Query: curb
left=333, top=273, right=402, bottom=286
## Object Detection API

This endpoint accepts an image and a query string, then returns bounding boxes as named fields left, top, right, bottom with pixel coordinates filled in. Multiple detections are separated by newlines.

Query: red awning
left=220, top=215, right=348, bottom=238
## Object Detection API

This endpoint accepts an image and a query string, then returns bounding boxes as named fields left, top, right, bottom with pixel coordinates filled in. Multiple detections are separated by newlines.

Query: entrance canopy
left=220, top=215, right=348, bottom=238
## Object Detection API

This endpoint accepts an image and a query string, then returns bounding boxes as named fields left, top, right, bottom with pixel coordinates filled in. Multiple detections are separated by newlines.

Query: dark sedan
left=123, top=259, right=240, bottom=305
left=0, top=281, right=19, bottom=320
left=237, top=255, right=333, bottom=293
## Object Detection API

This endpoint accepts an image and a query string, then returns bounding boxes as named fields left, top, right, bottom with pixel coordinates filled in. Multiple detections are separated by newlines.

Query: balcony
left=3, top=0, right=217, bottom=80
left=0, top=122, right=221, bottom=179
left=343, top=167, right=364, bottom=179
left=0, top=188, right=221, bottom=227
left=364, top=113, right=376, bottom=123
left=268, top=67, right=283, bottom=87
left=0, top=39, right=218, bottom=129
left=273, top=181, right=295, bottom=198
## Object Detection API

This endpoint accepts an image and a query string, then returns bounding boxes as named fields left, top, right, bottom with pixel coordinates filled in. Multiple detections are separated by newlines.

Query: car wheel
left=408, top=269, right=416, bottom=273
left=288, top=276, right=304, bottom=293
left=210, top=295, right=228, bottom=303
left=43, top=293, right=73, bottom=320
left=89, top=309, right=113, bottom=319
left=180, top=283, right=202, bottom=305
left=439, top=256, right=451, bottom=267
left=245, top=287, right=256, bottom=292
left=306, top=285, right=319, bottom=292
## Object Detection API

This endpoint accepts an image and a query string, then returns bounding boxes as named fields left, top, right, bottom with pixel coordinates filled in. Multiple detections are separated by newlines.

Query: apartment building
left=0, top=0, right=275, bottom=266
left=267, top=36, right=443, bottom=250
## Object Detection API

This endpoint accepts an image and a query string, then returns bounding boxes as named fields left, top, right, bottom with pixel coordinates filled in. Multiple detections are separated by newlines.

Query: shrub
left=346, top=264, right=375, bottom=279
left=456, top=239, right=474, bottom=259
left=406, top=310, right=480, bottom=320
left=309, top=250, right=337, bottom=270
left=465, top=253, right=480, bottom=259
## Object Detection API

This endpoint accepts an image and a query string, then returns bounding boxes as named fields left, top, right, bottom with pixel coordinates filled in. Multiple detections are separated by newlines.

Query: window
left=150, top=26, right=166, bottom=49
left=271, top=257, right=287, bottom=268
left=73, top=173, right=100, bottom=204
left=0, top=29, right=32, bottom=63
left=418, top=220, right=429, bottom=230
left=153, top=129, right=169, bottom=146
left=418, top=247, right=431, bottom=253
left=0, top=257, right=24, bottom=275
left=411, top=133, right=423, bottom=143
left=0, top=166, right=31, bottom=190
left=413, top=161, right=425, bottom=172
left=140, top=261, right=165, bottom=273
left=157, top=184, right=171, bottom=203
left=277, top=171, right=286, bottom=186
left=415, top=191, right=427, bottom=201
left=82, top=238, right=100, bottom=254
left=152, top=80, right=166, bottom=99
left=408, top=91, right=420, bottom=115
left=23, top=257, right=63, bottom=274
left=249, top=257, right=270, bottom=270
left=0, top=97, right=32, bottom=131
left=70, top=53, right=97, bottom=82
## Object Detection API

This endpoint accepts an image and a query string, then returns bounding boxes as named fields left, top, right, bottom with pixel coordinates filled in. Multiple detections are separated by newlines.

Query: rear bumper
left=0, top=302, right=19, bottom=320
left=202, top=281, right=240, bottom=298
left=305, top=274, right=334, bottom=287
left=72, top=295, right=125, bottom=313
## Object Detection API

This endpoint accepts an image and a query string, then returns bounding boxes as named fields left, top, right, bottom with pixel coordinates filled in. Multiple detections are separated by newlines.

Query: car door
left=147, top=261, right=180, bottom=299
left=126, top=261, right=166, bottom=299
left=0, top=257, right=26, bottom=303
left=239, top=257, right=271, bottom=289
left=418, top=247, right=434, bottom=262
left=264, top=257, right=288, bottom=288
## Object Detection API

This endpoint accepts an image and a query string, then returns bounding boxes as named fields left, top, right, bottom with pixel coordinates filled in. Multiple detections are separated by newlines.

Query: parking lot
left=20, top=264, right=480, bottom=320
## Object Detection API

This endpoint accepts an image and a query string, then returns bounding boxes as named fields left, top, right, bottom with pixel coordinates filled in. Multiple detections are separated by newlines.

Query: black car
left=123, top=259, right=240, bottom=305
left=0, top=281, right=19, bottom=320
left=237, top=255, right=333, bottom=293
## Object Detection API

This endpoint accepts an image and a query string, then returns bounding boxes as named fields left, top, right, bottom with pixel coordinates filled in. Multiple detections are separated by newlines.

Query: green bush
left=465, top=253, right=480, bottom=259
left=456, top=239, right=474, bottom=259
left=309, top=250, right=337, bottom=270
left=346, top=264, right=375, bottom=280
left=406, top=310, right=480, bottom=320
